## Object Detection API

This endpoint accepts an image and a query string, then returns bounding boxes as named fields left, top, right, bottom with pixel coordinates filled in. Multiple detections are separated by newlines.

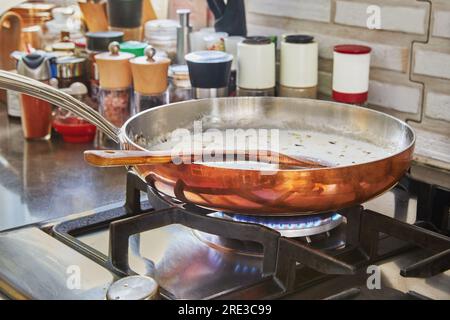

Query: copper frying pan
left=0, top=70, right=415, bottom=215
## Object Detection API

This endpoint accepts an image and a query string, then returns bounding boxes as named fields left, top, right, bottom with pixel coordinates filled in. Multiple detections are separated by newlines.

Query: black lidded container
left=107, top=0, right=143, bottom=28
left=86, top=31, right=124, bottom=52
left=185, top=51, right=233, bottom=98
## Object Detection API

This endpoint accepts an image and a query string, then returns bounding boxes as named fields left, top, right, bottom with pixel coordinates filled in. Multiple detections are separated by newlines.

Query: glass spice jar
left=130, top=46, right=170, bottom=114
left=99, top=88, right=132, bottom=127
left=168, top=64, right=192, bottom=102
left=95, top=41, right=135, bottom=127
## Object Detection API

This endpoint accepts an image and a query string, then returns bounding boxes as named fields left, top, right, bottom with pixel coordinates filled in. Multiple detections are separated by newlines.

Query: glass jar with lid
left=130, top=46, right=170, bottom=114
left=168, top=64, right=192, bottom=102
left=95, top=41, right=135, bottom=127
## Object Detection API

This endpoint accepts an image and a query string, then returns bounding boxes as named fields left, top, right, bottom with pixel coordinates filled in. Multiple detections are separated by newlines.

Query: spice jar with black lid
left=85, top=31, right=124, bottom=103
left=185, top=50, right=233, bottom=99
left=237, top=36, right=275, bottom=97
left=279, top=34, right=318, bottom=99
left=95, top=41, right=134, bottom=128
left=130, top=46, right=170, bottom=114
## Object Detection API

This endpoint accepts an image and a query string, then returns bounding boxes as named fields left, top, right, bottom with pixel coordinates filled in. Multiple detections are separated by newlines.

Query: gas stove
left=0, top=165, right=449, bottom=300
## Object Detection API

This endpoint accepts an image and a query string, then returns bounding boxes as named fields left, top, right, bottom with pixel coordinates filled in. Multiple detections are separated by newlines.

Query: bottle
left=332, top=44, right=372, bottom=105
left=168, top=64, right=192, bottom=102
left=95, top=42, right=135, bottom=127
left=130, top=46, right=170, bottom=114
left=237, top=36, right=275, bottom=97
left=185, top=51, right=233, bottom=99
left=16, top=52, right=53, bottom=140
left=175, top=9, right=192, bottom=65
left=279, top=34, right=318, bottom=99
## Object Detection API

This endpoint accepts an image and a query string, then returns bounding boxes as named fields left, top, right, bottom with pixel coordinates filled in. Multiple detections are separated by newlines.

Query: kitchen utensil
left=175, top=9, right=191, bottom=65
left=84, top=149, right=325, bottom=168
left=130, top=46, right=170, bottom=113
left=95, top=41, right=134, bottom=127
left=78, top=0, right=109, bottom=32
left=207, top=0, right=247, bottom=36
left=0, top=70, right=415, bottom=215
left=16, top=52, right=53, bottom=140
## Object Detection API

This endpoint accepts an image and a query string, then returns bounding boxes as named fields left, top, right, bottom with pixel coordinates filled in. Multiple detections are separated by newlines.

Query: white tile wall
left=247, top=0, right=331, bottom=23
left=246, top=0, right=450, bottom=169
left=425, top=91, right=450, bottom=122
left=432, top=8, right=450, bottom=39
left=334, top=0, right=428, bottom=35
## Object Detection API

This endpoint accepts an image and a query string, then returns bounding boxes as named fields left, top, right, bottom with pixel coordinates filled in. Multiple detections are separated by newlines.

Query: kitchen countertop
left=0, top=105, right=126, bottom=231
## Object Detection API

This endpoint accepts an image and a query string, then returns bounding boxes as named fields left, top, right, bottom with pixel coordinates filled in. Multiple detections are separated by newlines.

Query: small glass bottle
left=95, top=41, right=135, bottom=127
left=130, top=46, right=170, bottom=114
left=168, top=64, right=192, bottom=102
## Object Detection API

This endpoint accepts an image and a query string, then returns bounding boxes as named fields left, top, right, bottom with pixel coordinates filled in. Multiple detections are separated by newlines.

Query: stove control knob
left=106, top=275, right=159, bottom=300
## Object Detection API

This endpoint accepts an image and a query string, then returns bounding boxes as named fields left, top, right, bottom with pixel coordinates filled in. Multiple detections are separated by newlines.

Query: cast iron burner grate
left=52, top=171, right=450, bottom=299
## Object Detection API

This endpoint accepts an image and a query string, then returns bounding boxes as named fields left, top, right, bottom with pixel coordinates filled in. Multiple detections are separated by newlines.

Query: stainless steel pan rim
left=120, top=96, right=416, bottom=172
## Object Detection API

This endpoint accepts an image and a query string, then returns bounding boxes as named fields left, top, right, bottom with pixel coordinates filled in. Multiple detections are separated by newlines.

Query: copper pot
left=0, top=71, right=415, bottom=215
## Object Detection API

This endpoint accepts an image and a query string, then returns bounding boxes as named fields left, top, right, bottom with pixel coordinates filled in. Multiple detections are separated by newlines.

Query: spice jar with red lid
left=130, top=46, right=170, bottom=114
left=95, top=41, right=135, bottom=128
left=332, top=44, right=371, bottom=105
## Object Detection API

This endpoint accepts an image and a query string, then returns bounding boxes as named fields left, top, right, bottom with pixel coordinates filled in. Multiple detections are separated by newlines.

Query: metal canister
left=185, top=51, right=233, bottom=99
left=55, top=56, right=86, bottom=88
left=279, top=34, right=318, bottom=99
left=237, top=36, right=275, bottom=97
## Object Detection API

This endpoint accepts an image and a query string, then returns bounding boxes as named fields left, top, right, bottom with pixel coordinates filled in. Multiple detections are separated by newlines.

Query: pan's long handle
left=0, top=70, right=120, bottom=142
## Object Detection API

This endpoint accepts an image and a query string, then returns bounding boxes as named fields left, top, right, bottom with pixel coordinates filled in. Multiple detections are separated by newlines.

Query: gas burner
left=193, top=212, right=346, bottom=256
left=209, top=212, right=344, bottom=238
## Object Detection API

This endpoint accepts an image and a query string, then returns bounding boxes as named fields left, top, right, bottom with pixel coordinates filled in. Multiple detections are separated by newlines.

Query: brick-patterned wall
left=246, top=0, right=450, bottom=171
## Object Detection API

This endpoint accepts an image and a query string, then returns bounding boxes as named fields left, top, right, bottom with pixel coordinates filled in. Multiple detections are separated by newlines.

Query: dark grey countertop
left=0, top=105, right=126, bottom=231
